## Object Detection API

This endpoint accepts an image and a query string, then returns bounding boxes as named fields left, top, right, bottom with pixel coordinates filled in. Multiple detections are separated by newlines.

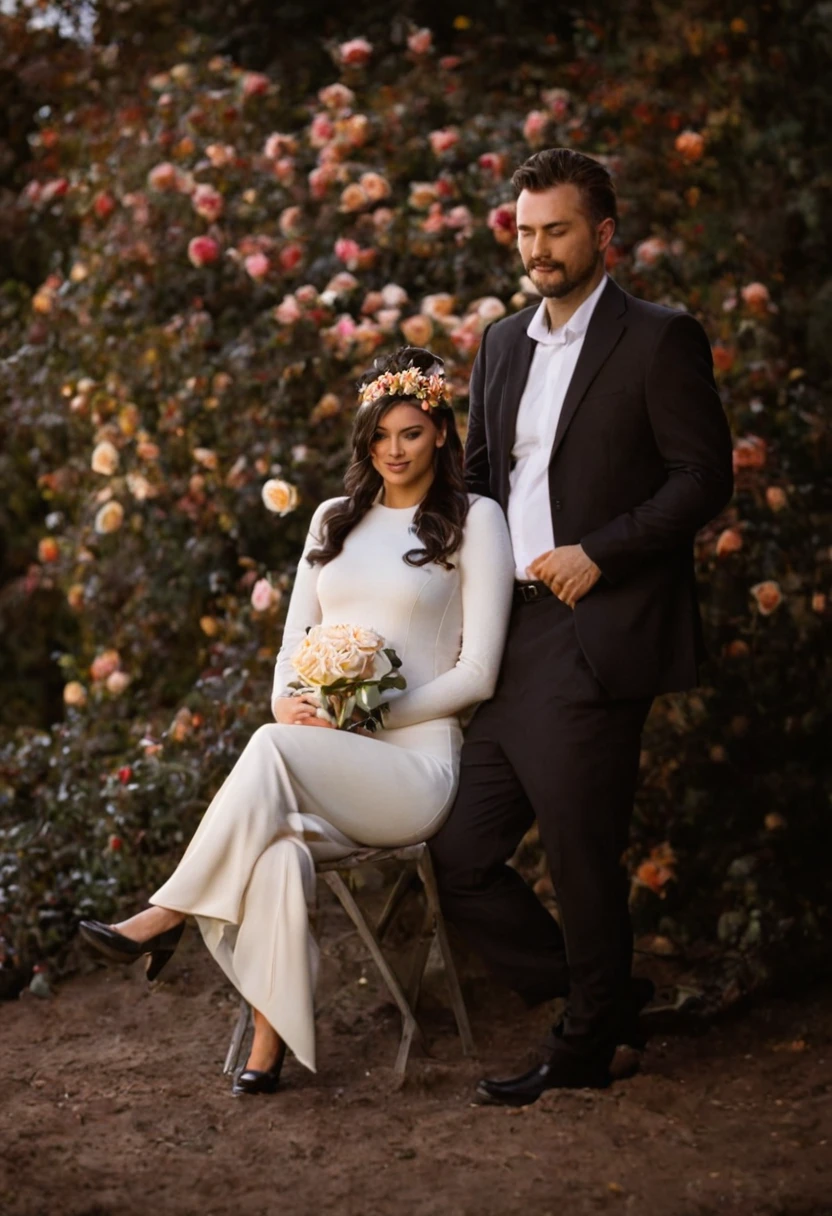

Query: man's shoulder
left=620, top=286, right=700, bottom=332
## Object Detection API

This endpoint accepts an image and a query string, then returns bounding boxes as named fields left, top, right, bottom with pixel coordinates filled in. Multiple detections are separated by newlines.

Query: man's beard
left=527, top=252, right=599, bottom=299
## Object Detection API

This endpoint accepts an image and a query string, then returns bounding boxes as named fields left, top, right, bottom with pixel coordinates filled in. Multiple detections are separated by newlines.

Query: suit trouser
left=429, top=592, right=651, bottom=1062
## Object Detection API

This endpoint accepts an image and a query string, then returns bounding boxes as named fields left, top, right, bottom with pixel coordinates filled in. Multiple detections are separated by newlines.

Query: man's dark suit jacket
left=465, top=275, right=734, bottom=698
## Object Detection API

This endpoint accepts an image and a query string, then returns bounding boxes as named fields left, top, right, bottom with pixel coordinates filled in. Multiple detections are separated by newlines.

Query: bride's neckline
left=374, top=500, right=419, bottom=513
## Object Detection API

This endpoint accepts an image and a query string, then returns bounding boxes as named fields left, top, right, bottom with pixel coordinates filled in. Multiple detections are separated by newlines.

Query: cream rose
left=94, top=501, right=124, bottom=535
left=261, top=479, right=300, bottom=515
left=91, top=440, right=119, bottom=476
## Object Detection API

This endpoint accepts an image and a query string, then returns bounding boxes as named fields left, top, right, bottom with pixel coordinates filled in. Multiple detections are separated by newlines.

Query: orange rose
left=750, top=580, right=783, bottom=615
left=715, top=528, right=743, bottom=557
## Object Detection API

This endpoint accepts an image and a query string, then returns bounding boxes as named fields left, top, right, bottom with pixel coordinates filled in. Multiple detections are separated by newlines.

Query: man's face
left=516, top=183, right=611, bottom=300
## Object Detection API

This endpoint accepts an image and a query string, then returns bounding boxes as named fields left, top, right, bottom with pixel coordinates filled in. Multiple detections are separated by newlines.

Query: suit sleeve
left=463, top=321, right=494, bottom=497
left=579, top=313, right=733, bottom=584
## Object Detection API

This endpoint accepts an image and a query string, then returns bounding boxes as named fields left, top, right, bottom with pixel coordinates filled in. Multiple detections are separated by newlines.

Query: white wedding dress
left=150, top=494, right=514, bottom=1070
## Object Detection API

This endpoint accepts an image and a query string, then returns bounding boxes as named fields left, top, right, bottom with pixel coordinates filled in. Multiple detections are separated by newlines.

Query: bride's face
left=369, top=401, right=446, bottom=493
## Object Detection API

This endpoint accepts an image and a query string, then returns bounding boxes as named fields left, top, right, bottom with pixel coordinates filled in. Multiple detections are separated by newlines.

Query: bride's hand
left=272, top=694, right=326, bottom=726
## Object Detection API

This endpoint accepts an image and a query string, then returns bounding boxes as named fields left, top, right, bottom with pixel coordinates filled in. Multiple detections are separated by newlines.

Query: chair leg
left=376, top=866, right=417, bottom=941
left=406, top=903, right=435, bottom=1010
left=223, top=998, right=251, bottom=1075
left=323, top=870, right=423, bottom=1085
left=417, top=849, right=476, bottom=1058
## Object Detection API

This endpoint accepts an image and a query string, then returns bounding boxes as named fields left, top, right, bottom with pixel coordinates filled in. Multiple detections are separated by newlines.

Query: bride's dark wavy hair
left=307, top=347, right=469, bottom=570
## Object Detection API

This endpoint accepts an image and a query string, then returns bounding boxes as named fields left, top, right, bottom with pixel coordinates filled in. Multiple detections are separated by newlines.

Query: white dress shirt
left=507, top=274, right=608, bottom=580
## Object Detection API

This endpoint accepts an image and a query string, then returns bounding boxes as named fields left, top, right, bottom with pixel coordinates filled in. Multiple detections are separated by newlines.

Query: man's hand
left=527, top=544, right=602, bottom=609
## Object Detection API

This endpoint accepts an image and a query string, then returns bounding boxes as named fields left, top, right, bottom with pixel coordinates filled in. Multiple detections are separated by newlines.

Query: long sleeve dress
left=150, top=493, right=514, bottom=1071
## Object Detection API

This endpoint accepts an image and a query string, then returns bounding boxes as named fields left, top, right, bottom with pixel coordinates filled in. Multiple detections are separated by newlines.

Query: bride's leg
left=247, top=1007, right=283, bottom=1071
left=111, top=905, right=184, bottom=941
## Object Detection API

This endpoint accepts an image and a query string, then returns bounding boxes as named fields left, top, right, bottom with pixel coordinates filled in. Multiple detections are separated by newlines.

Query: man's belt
left=513, top=580, right=554, bottom=605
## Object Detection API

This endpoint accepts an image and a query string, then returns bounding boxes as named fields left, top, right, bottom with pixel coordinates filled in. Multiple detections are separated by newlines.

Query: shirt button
left=553, top=499, right=563, bottom=511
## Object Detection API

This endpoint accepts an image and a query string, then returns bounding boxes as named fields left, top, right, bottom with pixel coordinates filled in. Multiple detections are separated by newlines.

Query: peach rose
left=715, top=528, right=743, bottom=556
left=339, top=182, right=369, bottom=212
left=741, top=282, right=771, bottom=314
left=205, top=143, right=235, bottom=168
left=311, top=393, right=341, bottom=423
left=137, top=440, right=160, bottom=461
left=106, top=670, right=131, bottom=696
left=338, top=38, right=373, bottom=66
left=400, top=314, right=434, bottom=345
left=812, top=592, right=827, bottom=614
left=750, top=580, right=783, bottom=615
left=261, top=479, right=300, bottom=516
left=764, top=812, right=787, bottom=832
left=732, top=435, right=767, bottom=471
left=724, top=639, right=750, bottom=659
left=675, top=130, right=705, bottom=162
left=63, top=681, right=87, bottom=708
left=38, top=537, right=59, bottom=563
left=409, top=181, right=438, bottom=209
left=91, top=649, right=121, bottom=682
left=360, top=171, right=391, bottom=202
left=147, top=162, right=180, bottom=191
left=91, top=440, right=119, bottom=476
left=765, top=486, right=788, bottom=511
left=711, top=344, right=735, bottom=373
left=94, top=501, right=124, bottom=535
left=193, top=447, right=218, bottom=470
left=188, top=236, right=220, bottom=267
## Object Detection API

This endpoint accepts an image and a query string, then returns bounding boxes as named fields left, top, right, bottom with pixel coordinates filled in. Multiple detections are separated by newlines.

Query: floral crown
left=358, top=366, right=452, bottom=413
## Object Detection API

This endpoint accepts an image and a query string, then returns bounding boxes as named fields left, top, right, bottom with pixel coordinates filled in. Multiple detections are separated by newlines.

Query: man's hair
left=511, top=148, right=617, bottom=226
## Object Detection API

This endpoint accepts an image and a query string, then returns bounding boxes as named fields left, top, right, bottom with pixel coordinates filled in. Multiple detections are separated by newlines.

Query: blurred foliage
left=0, top=1, right=829, bottom=1002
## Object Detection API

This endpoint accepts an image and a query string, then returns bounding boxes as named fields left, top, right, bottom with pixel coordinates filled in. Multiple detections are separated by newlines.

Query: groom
left=429, top=147, right=733, bottom=1103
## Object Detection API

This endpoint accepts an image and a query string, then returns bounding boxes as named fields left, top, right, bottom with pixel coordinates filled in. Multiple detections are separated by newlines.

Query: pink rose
left=310, top=112, right=335, bottom=148
left=340, top=182, right=369, bottom=212
left=338, top=37, right=373, bottom=66
left=279, top=206, right=303, bottom=237
left=741, top=282, right=771, bottom=314
left=675, top=130, right=705, bottom=163
left=381, top=283, right=408, bottom=308
left=251, top=578, right=279, bottom=612
left=309, top=165, right=337, bottom=200
left=188, top=236, right=220, bottom=267
left=408, top=27, right=433, bottom=55
left=335, top=237, right=362, bottom=267
left=361, top=291, right=384, bottom=315
left=40, top=178, right=69, bottom=203
left=274, top=156, right=296, bottom=185
left=318, top=83, right=355, bottom=110
left=429, top=128, right=460, bottom=155
left=478, top=152, right=506, bottom=178
left=242, top=72, right=270, bottom=98
left=245, top=252, right=270, bottom=280
left=279, top=242, right=303, bottom=272
left=192, top=184, right=224, bottom=222
left=296, top=284, right=319, bottom=305
left=750, top=580, right=783, bottom=615
left=542, top=88, right=571, bottom=121
left=487, top=202, right=517, bottom=246
left=634, top=237, right=668, bottom=268
left=148, top=162, right=179, bottom=191
left=715, top=528, right=743, bottom=557
left=274, top=294, right=302, bottom=325
left=263, top=133, right=298, bottom=159
left=91, top=649, right=121, bottom=682
left=523, top=109, right=550, bottom=146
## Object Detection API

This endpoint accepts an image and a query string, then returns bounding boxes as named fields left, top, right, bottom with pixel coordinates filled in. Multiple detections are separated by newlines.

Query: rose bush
left=0, top=3, right=829, bottom=1005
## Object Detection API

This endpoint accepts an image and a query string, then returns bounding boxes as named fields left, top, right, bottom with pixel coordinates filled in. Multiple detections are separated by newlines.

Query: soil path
left=1, top=890, right=830, bottom=1216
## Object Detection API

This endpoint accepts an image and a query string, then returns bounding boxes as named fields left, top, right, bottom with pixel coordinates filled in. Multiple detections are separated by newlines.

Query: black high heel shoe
left=231, top=1040, right=287, bottom=1097
left=78, top=918, right=185, bottom=981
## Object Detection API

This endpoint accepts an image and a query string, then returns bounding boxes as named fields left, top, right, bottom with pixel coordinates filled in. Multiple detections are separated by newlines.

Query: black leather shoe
left=476, top=1051, right=611, bottom=1107
left=78, top=918, right=185, bottom=981
left=231, top=1041, right=287, bottom=1096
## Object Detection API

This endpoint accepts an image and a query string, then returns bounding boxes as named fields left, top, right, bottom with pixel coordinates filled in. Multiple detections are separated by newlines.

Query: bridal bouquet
left=289, top=624, right=406, bottom=732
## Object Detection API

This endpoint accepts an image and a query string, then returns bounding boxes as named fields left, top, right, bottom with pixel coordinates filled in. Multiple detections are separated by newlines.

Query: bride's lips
left=386, top=462, right=410, bottom=472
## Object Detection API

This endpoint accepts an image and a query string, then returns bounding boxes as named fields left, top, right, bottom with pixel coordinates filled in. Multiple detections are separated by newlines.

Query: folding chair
left=222, top=842, right=475, bottom=1086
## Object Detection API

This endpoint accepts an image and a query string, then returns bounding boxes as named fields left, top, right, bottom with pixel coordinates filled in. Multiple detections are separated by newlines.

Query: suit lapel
left=549, top=278, right=628, bottom=466
left=498, top=329, right=536, bottom=504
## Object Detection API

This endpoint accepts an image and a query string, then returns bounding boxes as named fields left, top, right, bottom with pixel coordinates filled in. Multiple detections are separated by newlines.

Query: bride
left=79, top=346, right=514, bottom=1094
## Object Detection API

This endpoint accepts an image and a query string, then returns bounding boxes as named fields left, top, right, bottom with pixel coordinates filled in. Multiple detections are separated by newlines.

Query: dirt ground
left=2, top=883, right=831, bottom=1216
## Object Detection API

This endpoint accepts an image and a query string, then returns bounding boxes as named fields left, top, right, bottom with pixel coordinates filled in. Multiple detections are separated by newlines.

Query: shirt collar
left=526, top=273, right=609, bottom=347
